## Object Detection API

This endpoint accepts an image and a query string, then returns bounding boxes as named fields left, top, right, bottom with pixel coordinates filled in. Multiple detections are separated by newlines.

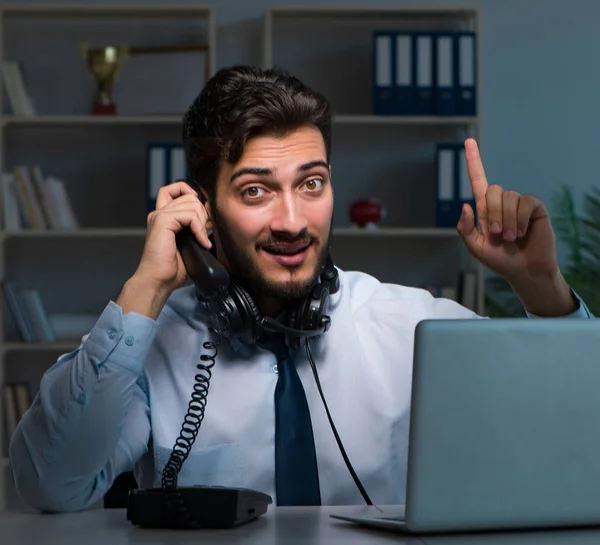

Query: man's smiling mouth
left=262, top=241, right=311, bottom=255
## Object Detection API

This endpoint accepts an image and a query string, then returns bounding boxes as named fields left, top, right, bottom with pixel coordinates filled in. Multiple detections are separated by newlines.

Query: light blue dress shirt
left=8, top=268, right=594, bottom=512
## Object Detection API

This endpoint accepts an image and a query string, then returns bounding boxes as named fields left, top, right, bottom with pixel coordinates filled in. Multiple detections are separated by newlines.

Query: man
left=9, top=65, right=593, bottom=513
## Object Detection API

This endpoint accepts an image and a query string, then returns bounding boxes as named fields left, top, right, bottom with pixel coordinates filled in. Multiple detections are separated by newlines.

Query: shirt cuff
left=82, top=300, right=159, bottom=373
left=525, top=289, right=594, bottom=319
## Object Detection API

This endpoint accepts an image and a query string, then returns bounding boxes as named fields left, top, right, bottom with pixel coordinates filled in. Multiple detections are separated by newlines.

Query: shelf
left=267, top=7, right=477, bottom=19
left=0, top=4, right=213, bottom=17
left=1, top=115, right=184, bottom=127
left=1, top=342, right=79, bottom=353
left=333, top=227, right=458, bottom=237
left=1, top=228, right=147, bottom=239
left=334, top=115, right=477, bottom=126
left=0, top=227, right=458, bottom=239
left=0, top=114, right=476, bottom=127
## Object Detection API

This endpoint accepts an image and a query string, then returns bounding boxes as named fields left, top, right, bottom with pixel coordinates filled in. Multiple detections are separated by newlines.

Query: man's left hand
left=456, top=138, right=577, bottom=316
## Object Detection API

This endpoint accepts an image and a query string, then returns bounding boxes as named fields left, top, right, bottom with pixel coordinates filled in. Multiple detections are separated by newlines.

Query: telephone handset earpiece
left=175, top=228, right=229, bottom=301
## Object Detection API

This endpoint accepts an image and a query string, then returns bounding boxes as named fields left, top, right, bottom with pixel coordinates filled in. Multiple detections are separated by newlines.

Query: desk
left=3, top=505, right=600, bottom=545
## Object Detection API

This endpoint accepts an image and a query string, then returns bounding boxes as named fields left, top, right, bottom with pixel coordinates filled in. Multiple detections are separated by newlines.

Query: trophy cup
left=81, top=42, right=128, bottom=115
left=81, top=42, right=209, bottom=116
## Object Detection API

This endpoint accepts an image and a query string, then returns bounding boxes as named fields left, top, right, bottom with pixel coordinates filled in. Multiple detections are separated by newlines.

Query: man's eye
left=304, top=179, right=323, bottom=191
left=244, top=187, right=264, bottom=198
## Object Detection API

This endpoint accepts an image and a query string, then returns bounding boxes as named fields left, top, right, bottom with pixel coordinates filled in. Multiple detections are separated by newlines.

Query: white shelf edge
left=1, top=115, right=184, bottom=126
left=266, top=6, right=477, bottom=17
left=333, top=227, right=458, bottom=237
left=0, top=4, right=214, bottom=16
left=334, top=114, right=478, bottom=126
left=1, top=342, right=79, bottom=353
left=0, top=228, right=147, bottom=239
left=0, top=114, right=477, bottom=127
left=0, top=227, right=457, bottom=239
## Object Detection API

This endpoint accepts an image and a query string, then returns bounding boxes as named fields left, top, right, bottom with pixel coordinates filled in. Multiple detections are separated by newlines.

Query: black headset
left=175, top=228, right=339, bottom=348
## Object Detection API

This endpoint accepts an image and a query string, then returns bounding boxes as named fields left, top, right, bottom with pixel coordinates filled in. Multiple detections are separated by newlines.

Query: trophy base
left=93, top=102, right=116, bottom=115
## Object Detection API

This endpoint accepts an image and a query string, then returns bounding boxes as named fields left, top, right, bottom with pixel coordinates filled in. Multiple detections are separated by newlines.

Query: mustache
left=257, top=230, right=316, bottom=249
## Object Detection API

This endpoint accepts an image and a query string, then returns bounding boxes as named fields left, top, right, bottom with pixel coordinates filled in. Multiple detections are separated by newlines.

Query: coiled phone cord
left=160, top=325, right=221, bottom=528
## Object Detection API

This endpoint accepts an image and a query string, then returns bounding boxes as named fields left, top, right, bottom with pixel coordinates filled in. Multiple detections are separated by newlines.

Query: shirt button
left=125, top=335, right=134, bottom=346
left=108, top=328, right=117, bottom=340
left=272, top=364, right=278, bottom=374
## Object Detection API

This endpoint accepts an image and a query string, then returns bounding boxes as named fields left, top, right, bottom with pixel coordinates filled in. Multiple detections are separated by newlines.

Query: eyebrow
left=230, top=160, right=329, bottom=183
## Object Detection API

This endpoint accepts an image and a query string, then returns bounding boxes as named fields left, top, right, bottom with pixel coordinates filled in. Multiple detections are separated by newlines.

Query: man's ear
left=198, top=188, right=214, bottom=231
left=197, top=186, right=209, bottom=204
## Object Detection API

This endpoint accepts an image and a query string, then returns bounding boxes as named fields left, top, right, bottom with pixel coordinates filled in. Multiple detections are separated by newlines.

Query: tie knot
left=257, top=332, right=290, bottom=362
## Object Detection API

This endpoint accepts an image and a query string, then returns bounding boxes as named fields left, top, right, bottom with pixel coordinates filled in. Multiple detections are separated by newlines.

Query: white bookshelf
left=0, top=3, right=216, bottom=511
left=263, top=5, right=484, bottom=310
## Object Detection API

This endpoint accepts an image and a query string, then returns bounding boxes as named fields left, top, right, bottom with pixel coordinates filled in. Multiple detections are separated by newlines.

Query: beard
left=211, top=204, right=331, bottom=305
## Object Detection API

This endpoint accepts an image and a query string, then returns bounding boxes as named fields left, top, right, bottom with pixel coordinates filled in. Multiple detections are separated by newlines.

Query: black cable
left=304, top=337, right=381, bottom=510
left=160, top=324, right=222, bottom=528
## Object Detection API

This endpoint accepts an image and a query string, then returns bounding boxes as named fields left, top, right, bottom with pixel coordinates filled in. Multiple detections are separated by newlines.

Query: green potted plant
left=484, top=185, right=600, bottom=317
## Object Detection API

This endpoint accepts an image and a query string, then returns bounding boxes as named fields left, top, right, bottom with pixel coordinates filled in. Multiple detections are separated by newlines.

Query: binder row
left=436, top=143, right=476, bottom=228
left=146, top=142, right=188, bottom=212
left=373, top=31, right=476, bottom=116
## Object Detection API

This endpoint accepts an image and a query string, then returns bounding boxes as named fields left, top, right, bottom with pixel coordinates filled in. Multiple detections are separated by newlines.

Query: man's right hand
left=116, top=181, right=213, bottom=319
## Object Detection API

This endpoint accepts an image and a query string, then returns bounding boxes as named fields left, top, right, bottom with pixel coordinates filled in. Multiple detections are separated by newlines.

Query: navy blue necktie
left=264, top=334, right=321, bottom=506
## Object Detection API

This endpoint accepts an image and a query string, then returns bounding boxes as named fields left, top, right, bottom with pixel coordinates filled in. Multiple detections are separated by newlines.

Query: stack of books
left=1, top=166, right=79, bottom=230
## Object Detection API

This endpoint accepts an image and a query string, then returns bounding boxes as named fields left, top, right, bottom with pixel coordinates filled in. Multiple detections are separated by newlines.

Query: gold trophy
left=80, top=42, right=128, bottom=115
left=81, top=42, right=209, bottom=116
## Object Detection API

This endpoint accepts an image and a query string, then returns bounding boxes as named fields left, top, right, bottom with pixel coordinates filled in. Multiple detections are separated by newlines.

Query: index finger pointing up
left=464, top=138, right=488, bottom=204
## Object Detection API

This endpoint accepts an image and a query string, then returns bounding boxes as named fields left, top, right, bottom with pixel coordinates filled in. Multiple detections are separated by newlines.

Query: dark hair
left=182, top=65, right=332, bottom=203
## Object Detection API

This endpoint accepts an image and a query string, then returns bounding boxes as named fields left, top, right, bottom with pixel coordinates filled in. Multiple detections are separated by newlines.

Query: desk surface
left=4, top=505, right=600, bottom=545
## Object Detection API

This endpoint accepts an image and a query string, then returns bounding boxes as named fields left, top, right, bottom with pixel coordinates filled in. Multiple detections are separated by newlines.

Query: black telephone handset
left=175, top=227, right=229, bottom=301
left=126, top=226, right=273, bottom=529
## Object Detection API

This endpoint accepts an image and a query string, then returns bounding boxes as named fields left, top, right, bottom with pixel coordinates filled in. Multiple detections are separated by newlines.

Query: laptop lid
left=406, top=317, right=600, bottom=533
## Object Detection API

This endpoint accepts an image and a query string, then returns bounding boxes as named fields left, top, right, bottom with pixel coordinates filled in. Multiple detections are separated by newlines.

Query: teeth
left=267, top=247, right=304, bottom=255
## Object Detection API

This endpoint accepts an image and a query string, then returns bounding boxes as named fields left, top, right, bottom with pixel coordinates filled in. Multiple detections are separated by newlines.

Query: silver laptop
left=331, top=317, right=600, bottom=534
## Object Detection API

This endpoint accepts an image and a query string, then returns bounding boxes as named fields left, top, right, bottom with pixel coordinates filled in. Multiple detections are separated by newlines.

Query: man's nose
left=269, top=193, right=309, bottom=235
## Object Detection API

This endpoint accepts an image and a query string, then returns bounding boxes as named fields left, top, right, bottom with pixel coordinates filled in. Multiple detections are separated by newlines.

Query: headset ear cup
left=227, top=281, right=263, bottom=344
left=312, top=285, right=330, bottom=329
left=292, top=284, right=329, bottom=332
left=321, top=252, right=339, bottom=295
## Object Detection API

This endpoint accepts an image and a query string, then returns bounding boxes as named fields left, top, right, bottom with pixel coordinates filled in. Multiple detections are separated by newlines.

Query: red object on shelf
left=349, top=198, right=383, bottom=226
left=93, top=102, right=116, bottom=115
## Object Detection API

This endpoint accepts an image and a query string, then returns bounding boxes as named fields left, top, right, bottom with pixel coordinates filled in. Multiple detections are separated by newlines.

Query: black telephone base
left=126, top=485, right=273, bottom=529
